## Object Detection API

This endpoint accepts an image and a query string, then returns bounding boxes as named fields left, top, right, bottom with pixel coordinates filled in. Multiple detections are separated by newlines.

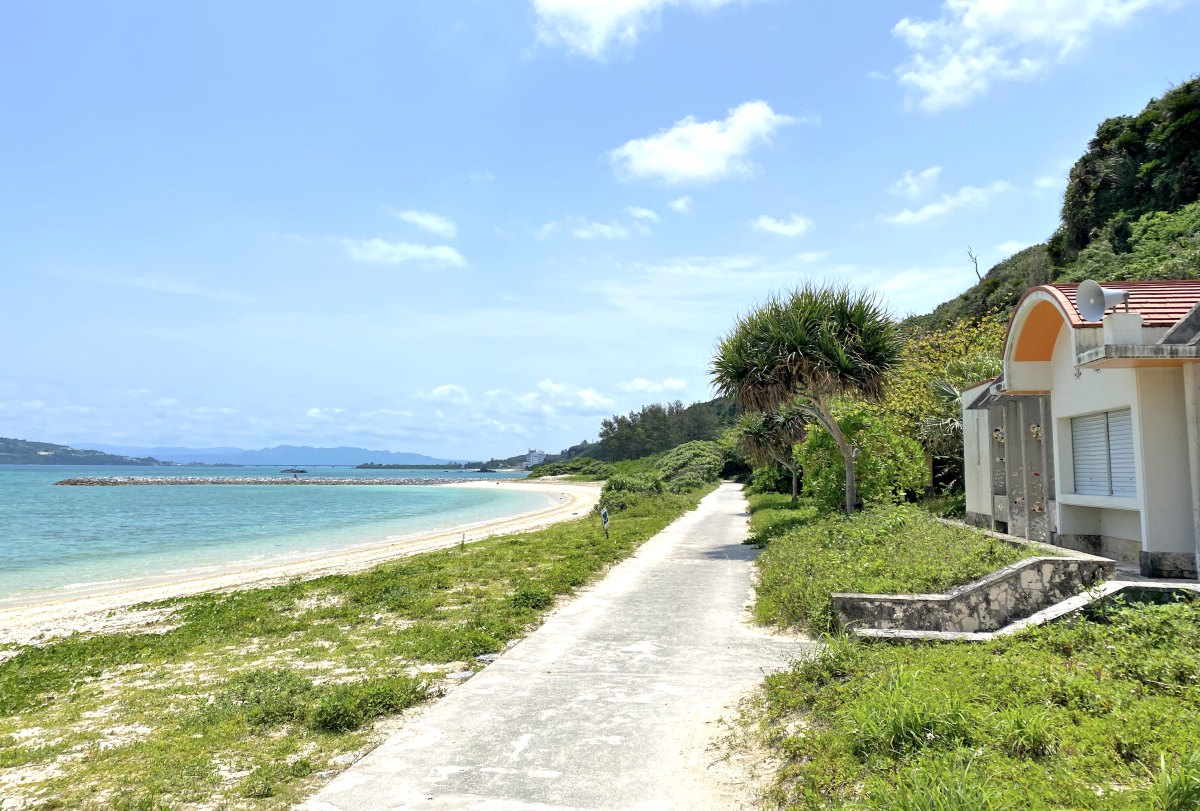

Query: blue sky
left=2, top=0, right=1198, bottom=459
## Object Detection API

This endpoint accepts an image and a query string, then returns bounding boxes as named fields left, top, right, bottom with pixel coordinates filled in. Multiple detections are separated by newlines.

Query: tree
left=735, top=403, right=807, bottom=501
left=710, top=284, right=903, bottom=516
left=796, top=403, right=926, bottom=512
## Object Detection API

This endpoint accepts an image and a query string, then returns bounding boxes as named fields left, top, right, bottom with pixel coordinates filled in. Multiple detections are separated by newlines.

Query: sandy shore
left=0, top=479, right=601, bottom=651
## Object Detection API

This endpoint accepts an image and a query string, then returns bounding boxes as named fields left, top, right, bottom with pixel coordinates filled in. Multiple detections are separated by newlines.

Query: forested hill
left=0, top=437, right=161, bottom=465
left=915, top=76, right=1200, bottom=331
left=556, top=398, right=737, bottom=463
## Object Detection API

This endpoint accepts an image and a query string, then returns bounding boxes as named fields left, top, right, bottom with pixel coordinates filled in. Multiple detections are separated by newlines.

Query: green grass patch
left=759, top=596, right=1200, bottom=809
left=0, top=486, right=709, bottom=809
left=748, top=499, right=1034, bottom=635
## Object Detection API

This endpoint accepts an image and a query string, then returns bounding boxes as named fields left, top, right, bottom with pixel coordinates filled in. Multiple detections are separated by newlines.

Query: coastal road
left=302, top=482, right=809, bottom=811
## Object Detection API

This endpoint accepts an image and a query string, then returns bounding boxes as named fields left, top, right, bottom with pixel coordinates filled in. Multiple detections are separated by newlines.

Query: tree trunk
left=810, top=395, right=857, bottom=516
left=841, top=443, right=857, bottom=516
left=790, top=466, right=798, bottom=502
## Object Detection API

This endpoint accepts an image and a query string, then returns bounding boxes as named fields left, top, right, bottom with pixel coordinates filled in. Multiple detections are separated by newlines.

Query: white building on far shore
left=524, top=449, right=546, bottom=469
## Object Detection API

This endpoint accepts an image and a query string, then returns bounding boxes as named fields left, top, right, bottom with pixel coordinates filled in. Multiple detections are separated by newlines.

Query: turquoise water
left=0, top=465, right=547, bottom=603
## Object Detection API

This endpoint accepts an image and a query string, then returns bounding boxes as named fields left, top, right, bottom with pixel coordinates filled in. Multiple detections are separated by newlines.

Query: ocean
left=0, top=465, right=549, bottom=604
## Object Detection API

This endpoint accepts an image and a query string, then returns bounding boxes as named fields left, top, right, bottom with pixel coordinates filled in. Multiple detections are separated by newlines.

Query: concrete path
left=302, top=483, right=808, bottom=811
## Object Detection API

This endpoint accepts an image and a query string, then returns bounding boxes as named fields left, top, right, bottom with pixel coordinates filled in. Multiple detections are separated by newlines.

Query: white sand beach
left=0, top=479, right=601, bottom=652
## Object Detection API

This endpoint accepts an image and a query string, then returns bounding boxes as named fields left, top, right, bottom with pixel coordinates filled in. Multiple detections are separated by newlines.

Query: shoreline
left=0, top=479, right=601, bottom=651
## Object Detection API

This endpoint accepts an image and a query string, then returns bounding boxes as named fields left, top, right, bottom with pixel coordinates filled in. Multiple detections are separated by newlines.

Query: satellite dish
left=1077, top=279, right=1128, bottom=322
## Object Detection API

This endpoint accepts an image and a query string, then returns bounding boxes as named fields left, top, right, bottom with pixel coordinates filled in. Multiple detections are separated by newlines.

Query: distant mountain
left=0, top=437, right=161, bottom=466
left=75, top=443, right=453, bottom=466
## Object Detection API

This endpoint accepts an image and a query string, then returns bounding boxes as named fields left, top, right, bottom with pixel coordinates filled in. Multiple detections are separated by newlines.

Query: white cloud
left=890, top=166, right=943, bottom=199
left=893, top=0, right=1177, bottom=112
left=577, top=388, right=614, bottom=409
left=532, top=0, right=744, bottom=59
left=626, top=205, right=660, bottom=222
left=343, top=238, right=467, bottom=267
left=427, top=384, right=471, bottom=404
left=880, top=180, right=1013, bottom=225
left=389, top=209, right=458, bottom=239
left=994, top=239, right=1029, bottom=257
left=572, top=220, right=632, bottom=240
left=667, top=195, right=693, bottom=213
left=468, top=170, right=495, bottom=182
left=619, top=377, right=687, bottom=393
left=750, top=214, right=814, bottom=238
left=609, top=101, right=796, bottom=184
left=305, top=407, right=346, bottom=421
left=794, top=251, right=830, bottom=263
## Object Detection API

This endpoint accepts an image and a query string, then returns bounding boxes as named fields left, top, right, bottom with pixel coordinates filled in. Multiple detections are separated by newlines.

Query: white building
left=524, top=449, right=546, bottom=469
left=963, top=281, right=1200, bottom=579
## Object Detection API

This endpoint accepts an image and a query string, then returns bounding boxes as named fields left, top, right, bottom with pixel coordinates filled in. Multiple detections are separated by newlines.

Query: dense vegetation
left=594, top=398, right=738, bottom=462
left=762, top=598, right=1200, bottom=809
left=917, top=77, right=1200, bottom=331
left=1054, top=76, right=1200, bottom=262
left=0, top=437, right=161, bottom=466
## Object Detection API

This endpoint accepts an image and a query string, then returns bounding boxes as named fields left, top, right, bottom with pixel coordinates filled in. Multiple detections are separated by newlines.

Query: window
left=1071, top=409, right=1135, bottom=497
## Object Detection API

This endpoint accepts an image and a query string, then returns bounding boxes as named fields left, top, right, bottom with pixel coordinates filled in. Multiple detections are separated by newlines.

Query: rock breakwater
left=55, top=476, right=473, bottom=486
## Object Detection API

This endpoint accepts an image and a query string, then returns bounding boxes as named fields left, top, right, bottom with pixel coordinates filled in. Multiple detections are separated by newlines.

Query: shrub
left=308, top=675, right=427, bottom=733
left=795, top=403, right=927, bottom=513
left=511, top=585, right=553, bottom=611
left=218, top=668, right=314, bottom=726
left=654, top=441, right=723, bottom=490
left=599, top=472, right=663, bottom=512
left=527, top=457, right=612, bottom=479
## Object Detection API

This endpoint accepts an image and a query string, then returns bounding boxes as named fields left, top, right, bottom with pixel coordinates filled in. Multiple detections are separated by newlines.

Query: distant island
left=74, top=443, right=456, bottom=467
left=0, top=437, right=161, bottom=466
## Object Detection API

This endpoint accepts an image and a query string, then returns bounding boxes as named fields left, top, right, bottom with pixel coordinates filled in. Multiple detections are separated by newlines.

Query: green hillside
left=0, top=437, right=161, bottom=466
left=916, top=76, right=1200, bottom=331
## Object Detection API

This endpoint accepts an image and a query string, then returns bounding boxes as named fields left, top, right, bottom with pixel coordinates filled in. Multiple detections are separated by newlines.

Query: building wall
left=963, top=381, right=993, bottom=522
left=1048, top=326, right=1143, bottom=551
left=1136, top=368, right=1194, bottom=555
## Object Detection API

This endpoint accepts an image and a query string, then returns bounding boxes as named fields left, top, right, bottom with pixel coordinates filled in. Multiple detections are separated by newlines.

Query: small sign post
left=600, top=506, right=609, bottom=539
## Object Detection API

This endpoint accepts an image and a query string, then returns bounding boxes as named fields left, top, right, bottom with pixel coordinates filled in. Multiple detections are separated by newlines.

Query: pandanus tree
left=736, top=402, right=808, bottom=501
left=710, top=284, right=903, bottom=516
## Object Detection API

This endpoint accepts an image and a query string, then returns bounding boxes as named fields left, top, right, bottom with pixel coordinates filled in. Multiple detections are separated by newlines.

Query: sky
left=2, top=0, right=1198, bottom=459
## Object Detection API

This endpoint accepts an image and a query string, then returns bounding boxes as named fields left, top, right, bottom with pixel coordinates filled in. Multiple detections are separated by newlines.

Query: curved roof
left=1022, top=281, right=1200, bottom=328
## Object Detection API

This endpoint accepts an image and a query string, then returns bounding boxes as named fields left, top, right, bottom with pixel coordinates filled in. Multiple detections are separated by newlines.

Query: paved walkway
left=302, top=483, right=808, bottom=811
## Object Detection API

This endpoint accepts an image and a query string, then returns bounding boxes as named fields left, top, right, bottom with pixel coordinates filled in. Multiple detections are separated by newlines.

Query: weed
left=848, top=668, right=975, bottom=759
left=1148, top=751, right=1200, bottom=811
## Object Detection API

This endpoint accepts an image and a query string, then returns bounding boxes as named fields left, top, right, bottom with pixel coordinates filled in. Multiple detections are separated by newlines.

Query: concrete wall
left=1137, top=369, right=1194, bottom=558
left=963, top=381, right=993, bottom=520
left=832, top=556, right=1114, bottom=633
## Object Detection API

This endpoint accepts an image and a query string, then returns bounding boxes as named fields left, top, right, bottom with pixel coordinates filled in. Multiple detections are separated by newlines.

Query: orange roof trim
left=1037, top=281, right=1200, bottom=328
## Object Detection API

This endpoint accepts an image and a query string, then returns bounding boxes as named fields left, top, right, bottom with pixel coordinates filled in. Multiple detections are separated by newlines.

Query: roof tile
left=1044, top=281, right=1200, bottom=327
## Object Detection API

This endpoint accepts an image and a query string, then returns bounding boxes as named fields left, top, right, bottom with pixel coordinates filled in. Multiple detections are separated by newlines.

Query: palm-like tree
left=711, top=284, right=902, bottom=516
left=736, top=402, right=809, bottom=501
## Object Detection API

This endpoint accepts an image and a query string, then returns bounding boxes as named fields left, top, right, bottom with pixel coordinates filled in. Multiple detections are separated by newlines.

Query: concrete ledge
left=833, top=555, right=1114, bottom=634
left=854, top=581, right=1200, bottom=642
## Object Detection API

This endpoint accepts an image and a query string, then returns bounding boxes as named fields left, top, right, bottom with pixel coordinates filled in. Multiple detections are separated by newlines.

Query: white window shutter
left=1071, top=408, right=1136, bottom=498
left=1107, top=409, right=1136, bottom=497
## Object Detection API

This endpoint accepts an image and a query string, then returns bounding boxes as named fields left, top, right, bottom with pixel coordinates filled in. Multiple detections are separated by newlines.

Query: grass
left=747, top=497, right=1033, bottom=635
left=758, top=596, right=1200, bottom=809
left=0, top=486, right=710, bottom=809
